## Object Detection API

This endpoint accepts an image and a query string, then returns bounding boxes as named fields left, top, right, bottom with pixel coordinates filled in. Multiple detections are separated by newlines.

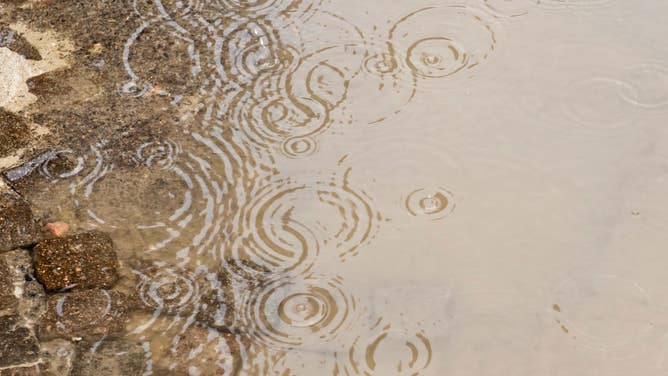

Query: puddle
left=3, top=0, right=668, bottom=374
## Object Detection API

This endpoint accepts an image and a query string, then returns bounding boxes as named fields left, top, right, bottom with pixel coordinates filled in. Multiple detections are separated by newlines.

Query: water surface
left=13, top=0, right=668, bottom=374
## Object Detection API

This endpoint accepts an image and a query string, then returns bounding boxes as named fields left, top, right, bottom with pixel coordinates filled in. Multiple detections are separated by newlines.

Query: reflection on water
left=12, top=0, right=668, bottom=374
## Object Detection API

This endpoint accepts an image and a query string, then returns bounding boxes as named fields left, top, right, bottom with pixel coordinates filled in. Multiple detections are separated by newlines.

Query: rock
left=38, top=340, right=76, bottom=376
left=0, top=259, right=17, bottom=315
left=0, top=366, right=40, bottom=375
left=197, top=271, right=237, bottom=332
left=0, top=190, right=39, bottom=253
left=125, top=312, right=241, bottom=376
left=0, top=22, right=73, bottom=113
left=0, top=26, right=42, bottom=61
left=0, top=249, right=46, bottom=321
left=71, top=340, right=145, bottom=376
left=0, top=109, right=31, bottom=162
left=128, top=261, right=236, bottom=331
left=26, top=70, right=74, bottom=98
left=154, top=324, right=241, bottom=376
left=0, top=339, right=76, bottom=376
left=0, top=315, right=40, bottom=369
left=34, top=231, right=118, bottom=291
left=37, top=289, right=128, bottom=341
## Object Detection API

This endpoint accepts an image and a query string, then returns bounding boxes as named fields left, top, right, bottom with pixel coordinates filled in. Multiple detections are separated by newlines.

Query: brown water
left=10, top=0, right=668, bottom=374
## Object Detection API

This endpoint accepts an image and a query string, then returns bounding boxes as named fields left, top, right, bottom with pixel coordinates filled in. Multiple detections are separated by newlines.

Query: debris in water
left=46, top=221, right=69, bottom=237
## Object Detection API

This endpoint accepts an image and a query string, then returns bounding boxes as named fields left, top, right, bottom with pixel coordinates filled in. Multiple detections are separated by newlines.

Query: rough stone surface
left=38, top=339, right=76, bottom=376
left=198, top=271, right=237, bottom=332
left=26, top=70, right=74, bottom=98
left=155, top=325, right=241, bottom=376
left=124, top=310, right=247, bottom=375
left=127, top=261, right=236, bottom=332
left=34, top=231, right=118, bottom=291
left=0, top=366, right=40, bottom=375
left=71, top=340, right=145, bottom=376
left=0, top=249, right=45, bottom=321
left=0, top=191, right=39, bottom=253
left=130, top=317, right=241, bottom=376
left=0, top=109, right=31, bottom=160
left=37, top=289, right=128, bottom=341
left=0, top=0, right=182, bottom=175
left=0, top=26, right=42, bottom=60
left=0, top=339, right=76, bottom=376
left=0, top=315, right=40, bottom=369
left=0, top=259, right=17, bottom=315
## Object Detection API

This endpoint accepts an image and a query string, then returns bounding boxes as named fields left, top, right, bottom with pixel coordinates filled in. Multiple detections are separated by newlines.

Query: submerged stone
left=38, top=339, right=76, bottom=375
left=26, top=70, right=74, bottom=98
left=153, top=324, right=241, bottom=376
left=128, top=260, right=236, bottom=332
left=0, top=315, right=40, bottom=369
left=34, top=231, right=118, bottom=291
left=0, top=258, right=16, bottom=315
left=0, top=249, right=46, bottom=321
left=0, top=366, right=40, bottom=375
left=125, top=312, right=241, bottom=376
left=71, top=340, right=145, bottom=376
left=0, top=340, right=76, bottom=376
left=37, top=289, right=128, bottom=341
left=0, top=250, right=46, bottom=375
left=0, top=26, right=42, bottom=61
left=0, top=190, right=39, bottom=253
left=0, top=109, right=31, bottom=160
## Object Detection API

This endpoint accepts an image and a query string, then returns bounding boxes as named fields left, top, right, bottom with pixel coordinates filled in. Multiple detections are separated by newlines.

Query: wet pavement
left=2, top=0, right=668, bottom=375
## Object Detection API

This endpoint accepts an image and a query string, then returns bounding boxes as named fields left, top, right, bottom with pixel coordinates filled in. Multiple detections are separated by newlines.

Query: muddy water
left=10, top=0, right=668, bottom=374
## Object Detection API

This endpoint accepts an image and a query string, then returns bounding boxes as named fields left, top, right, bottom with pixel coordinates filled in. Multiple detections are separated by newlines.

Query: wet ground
left=2, top=0, right=668, bottom=374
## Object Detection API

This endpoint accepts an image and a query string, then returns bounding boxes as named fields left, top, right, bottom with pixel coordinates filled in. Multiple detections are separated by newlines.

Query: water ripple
left=404, top=187, right=456, bottom=221
left=620, top=61, right=668, bottom=109
left=280, top=136, right=318, bottom=158
left=336, top=322, right=433, bottom=375
left=238, top=273, right=356, bottom=349
left=482, top=0, right=535, bottom=17
left=134, top=266, right=202, bottom=314
left=126, top=313, right=244, bottom=374
left=552, top=274, right=656, bottom=352
left=133, top=139, right=182, bottom=170
left=345, top=133, right=467, bottom=222
left=535, top=0, right=613, bottom=10
left=499, top=42, right=643, bottom=133
left=391, top=6, right=499, bottom=81
left=226, top=166, right=381, bottom=278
